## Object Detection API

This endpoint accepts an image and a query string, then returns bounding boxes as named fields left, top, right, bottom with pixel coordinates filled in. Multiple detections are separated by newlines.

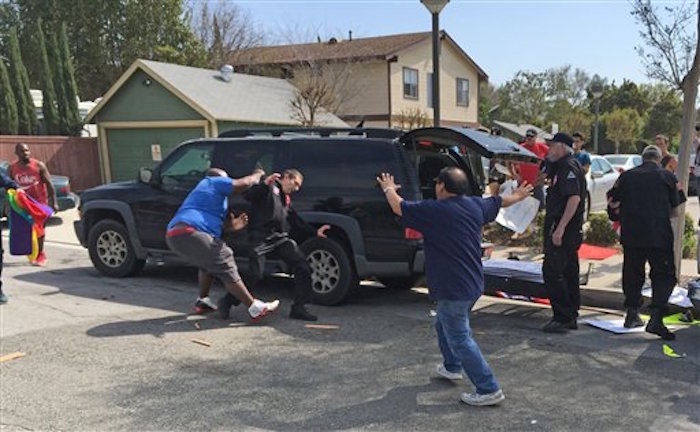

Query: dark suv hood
left=80, top=180, right=146, bottom=202
left=402, top=127, right=542, bottom=163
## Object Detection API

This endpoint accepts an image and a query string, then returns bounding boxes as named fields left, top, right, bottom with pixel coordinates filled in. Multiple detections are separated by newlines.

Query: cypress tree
left=7, top=27, right=38, bottom=135
left=36, top=19, right=60, bottom=135
left=47, top=29, right=68, bottom=135
left=58, top=23, right=82, bottom=136
left=0, top=59, right=19, bottom=135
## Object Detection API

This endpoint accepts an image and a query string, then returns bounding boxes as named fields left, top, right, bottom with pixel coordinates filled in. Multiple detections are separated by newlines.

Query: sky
left=231, top=0, right=655, bottom=85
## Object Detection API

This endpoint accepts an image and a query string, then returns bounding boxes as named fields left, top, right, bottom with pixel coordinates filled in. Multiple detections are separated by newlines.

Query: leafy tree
left=643, top=89, right=682, bottom=142
left=57, top=23, right=82, bottom=135
left=603, top=108, right=642, bottom=154
left=46, top=29, right=68, bottom=134
left=478, top=81, right=498, bottom=126
left=7, top=26, right=37, bottom=134
left=598, top=80, right=651, bottom=116
left=0, top=58, right=19, bottom=134
left=35, top=18, right=59, bottom=134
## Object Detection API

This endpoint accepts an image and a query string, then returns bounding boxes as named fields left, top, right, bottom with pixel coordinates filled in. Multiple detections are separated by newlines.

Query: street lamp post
left=590, top=76, right=604, bottom=154
left=421, top=0, right=449, bottom=127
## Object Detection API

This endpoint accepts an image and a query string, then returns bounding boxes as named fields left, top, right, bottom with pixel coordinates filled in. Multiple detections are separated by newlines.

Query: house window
left=427, top=73, right=433, bottom=108
left=456, top=78, right=469, bottom=106
left=403, top=67, right=418, bottom=99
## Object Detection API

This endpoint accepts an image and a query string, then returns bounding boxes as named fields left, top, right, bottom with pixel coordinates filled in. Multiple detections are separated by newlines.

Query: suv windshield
left=159, top=143, right=214, bottom=191
left=605, top=156, right=629, bottom=166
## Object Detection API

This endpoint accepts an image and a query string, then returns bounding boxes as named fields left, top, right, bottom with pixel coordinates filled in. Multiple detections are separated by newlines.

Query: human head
left=434, top=167, right=469, bottom=200
left=546, top=132, right=574, bottom=162
left=641, top=145, right=662, bottom=164
left=15, top=142, right=30, bottom=163
left=491, top=127, right=503, bottom=136
left=572, top=132, right=585, bottom=151
left=654, top=134, right=669, bottom=152
left=280, top=169, right=304, bottom=194
left=205, top=168, right=229, bottom=178
left=525, top=128, right=537, bottom=144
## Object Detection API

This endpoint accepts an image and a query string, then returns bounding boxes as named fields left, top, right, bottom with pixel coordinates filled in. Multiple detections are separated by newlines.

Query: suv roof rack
left=217, top=127, right=403, bottom=140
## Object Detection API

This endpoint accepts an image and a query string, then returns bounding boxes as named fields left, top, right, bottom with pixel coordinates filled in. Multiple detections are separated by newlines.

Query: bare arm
left=377, top=173, right=403, bottom=216
left=232, top=170, right=264, bottom=194
left=38, top=162, right=58, bottom=210
left=501, top=182, right=534, bottom=208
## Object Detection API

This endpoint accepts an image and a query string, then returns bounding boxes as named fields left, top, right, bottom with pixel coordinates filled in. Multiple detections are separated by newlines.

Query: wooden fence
left=0, top=135, right=101, bottom=192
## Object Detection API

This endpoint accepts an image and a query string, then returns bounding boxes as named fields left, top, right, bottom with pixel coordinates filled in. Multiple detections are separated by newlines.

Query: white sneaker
left=248, top=299, right=280, bottom=320
left=460, top=389, right=506, bottom=406
left=436, top=364, right=464, bottom=380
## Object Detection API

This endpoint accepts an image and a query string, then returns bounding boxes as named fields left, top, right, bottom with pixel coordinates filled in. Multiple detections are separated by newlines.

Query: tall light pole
left=590, top=76, right=603, bottom=154
left=421, top=0, right=449, bottom=127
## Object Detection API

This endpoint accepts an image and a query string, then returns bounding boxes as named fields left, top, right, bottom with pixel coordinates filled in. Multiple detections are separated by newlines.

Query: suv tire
left=88, top=219, right=145, bottom=277
left=379, top=276, right=424, bottom=290
left=301, top=237, right=358, bottom=306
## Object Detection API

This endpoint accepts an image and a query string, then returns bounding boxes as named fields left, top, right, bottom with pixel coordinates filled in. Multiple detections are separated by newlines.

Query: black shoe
left=624, top=309, right=645, bottom=329
left=218, top=295, right=234, bottom=320
left=566, top=320, right=578, bottom=330
left=290, top=305, right=318, bottom=322
left=646, top=314, right=675, bottom=340
left=542, top=319, right=571, bottom=334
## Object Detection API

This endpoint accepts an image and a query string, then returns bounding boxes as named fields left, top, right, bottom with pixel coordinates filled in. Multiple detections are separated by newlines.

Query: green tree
left=603, top=108, right=642, bottom=153
left=7, top=26, right=37, bottom=134
left=57, top=23, right=82, bottom=135
left=35, top=19, right=59, bottom=134
left=46, top=29, right=68, bottom=134
left=0, top=1, right=20, bottom=55
left=643, top=89, right=683, bottom=141
left=0, top=59, right=19, bottom=134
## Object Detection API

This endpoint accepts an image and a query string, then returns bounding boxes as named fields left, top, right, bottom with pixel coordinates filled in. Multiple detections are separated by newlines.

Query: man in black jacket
left=219, top=169, right=329, bottom=321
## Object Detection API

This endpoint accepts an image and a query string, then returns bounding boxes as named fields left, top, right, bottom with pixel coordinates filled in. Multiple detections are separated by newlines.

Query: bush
left=525, top=212, right=546, bottom=249
left=585, top=212, right=618, bottom=246
left=682, top=213, right=696, bottom=259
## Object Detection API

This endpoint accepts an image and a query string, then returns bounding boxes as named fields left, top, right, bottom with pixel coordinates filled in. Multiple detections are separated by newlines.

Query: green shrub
left=682, top=213, right=696, bottom=259
left=585, top=212, right=618, bottom=246
left=525, top=212, right=546, bottom=249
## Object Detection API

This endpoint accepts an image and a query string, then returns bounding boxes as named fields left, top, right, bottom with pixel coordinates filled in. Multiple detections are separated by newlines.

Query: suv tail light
left=405, top=228, right=423, bottom=240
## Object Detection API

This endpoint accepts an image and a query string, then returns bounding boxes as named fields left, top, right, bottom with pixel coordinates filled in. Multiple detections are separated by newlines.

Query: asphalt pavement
left=1, top=237, right=699, bottom=431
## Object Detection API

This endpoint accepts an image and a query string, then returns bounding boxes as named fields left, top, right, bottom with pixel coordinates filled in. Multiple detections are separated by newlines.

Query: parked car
left=585, top=155, right=620, bottom=217
left=74, top=127, right=539, bottom=305
left=0, top=161, right=78, bottom=214
left=603, top=154, right=642, bottom=173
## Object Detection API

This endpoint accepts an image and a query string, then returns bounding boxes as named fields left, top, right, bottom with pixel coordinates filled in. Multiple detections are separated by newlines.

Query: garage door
left=106, top=127, right=206, bottom=182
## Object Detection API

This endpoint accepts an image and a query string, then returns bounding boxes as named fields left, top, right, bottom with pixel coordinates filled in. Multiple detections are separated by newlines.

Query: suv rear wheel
left=301, top=237, right=358, bottom=306
left=88, top=219, right=145, bottom=277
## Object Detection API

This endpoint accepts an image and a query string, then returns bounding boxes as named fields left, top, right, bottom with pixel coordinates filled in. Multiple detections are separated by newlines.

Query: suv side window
left=159, top=143, right=214, bottom=191
left=290, top=139, right=398, bottom=191
left=214, top=140, right=285, bottom=178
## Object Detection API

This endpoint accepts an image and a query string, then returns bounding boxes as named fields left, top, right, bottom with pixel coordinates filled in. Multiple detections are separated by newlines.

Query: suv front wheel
left=301, top=237, right=358, bottom=306
left=88, top=219, right=145, bottom=277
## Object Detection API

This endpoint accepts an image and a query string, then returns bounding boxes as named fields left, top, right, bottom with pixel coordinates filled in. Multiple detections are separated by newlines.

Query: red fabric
left=14, top=190, right=51, bottom=238
left=578, top=243, right=619, bottom=260
left=517, top=142, right=549, bottom=185
left=9, top=159, right=48, bottom=205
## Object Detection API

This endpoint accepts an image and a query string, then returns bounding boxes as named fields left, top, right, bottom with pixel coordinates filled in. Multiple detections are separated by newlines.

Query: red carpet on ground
left=578, top=243, right=619, bottom=260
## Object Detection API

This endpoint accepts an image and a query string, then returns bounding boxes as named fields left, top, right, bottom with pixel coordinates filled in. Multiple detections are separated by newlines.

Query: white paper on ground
left=495, top=181, right=539, bottom=234
left=642, top=286, right=693, bottom=308
left=583, top=319, right=647, bottom=334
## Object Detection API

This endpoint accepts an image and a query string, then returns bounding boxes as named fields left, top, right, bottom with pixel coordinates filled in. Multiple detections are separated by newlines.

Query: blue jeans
left=436, top=298, right=500, bottom=394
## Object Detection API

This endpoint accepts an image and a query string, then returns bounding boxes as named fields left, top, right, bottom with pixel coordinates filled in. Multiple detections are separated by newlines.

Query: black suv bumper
left=412, top=249, right=425, bottom=273
left=74, top=220, right=87, bottom=247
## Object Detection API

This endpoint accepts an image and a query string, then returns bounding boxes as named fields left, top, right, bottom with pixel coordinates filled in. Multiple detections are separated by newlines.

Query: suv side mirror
left=139, top=167, right=154, bottom=184
left=591, top=171, right=604, bottom=179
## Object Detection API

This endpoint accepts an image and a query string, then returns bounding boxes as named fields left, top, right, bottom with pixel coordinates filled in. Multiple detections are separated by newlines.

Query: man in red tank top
left=8, top=143, right=58, bottom=266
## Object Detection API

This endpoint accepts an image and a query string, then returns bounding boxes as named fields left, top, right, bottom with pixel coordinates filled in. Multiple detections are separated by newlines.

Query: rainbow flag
left=6, top=189, right=53, bottom=260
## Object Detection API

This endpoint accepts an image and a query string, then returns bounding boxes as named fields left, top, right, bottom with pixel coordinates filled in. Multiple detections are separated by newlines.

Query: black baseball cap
left=548, top=132, right=574, bottom=147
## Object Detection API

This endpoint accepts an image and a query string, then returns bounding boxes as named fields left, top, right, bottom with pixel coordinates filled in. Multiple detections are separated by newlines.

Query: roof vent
left=220, top=64, right=234, bottom=82
left=328, top=37, right=338, bottom=45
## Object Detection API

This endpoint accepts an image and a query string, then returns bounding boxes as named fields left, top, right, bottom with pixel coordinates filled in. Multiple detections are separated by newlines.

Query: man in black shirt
left=608, top=145, right=682, bottom=340
left=219, top=169, right=329, bottom=321
left=541, top=133, right=586, bottom=333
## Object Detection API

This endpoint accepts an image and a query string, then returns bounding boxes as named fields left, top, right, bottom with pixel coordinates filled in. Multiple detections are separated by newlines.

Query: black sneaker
left=290, top=305, right=318, bottom=322
left=566, top=320, right=578, bottom=330
left=542, top=319, right=571, bottom=334
left=218, top=295, right=234, bottom=320
left=646, top=315, right=675, bottom=340
left=624, top=309, right=645, bottom=328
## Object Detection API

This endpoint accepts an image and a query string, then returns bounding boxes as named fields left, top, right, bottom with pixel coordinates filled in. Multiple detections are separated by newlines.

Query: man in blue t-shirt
left=377, top=167, right=532, bottom=407
left=572, top=132, right=591, bottom=175
left=166, top=168, right=280, bottom=321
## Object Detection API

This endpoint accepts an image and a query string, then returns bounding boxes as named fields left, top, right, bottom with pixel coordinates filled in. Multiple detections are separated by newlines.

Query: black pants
left=543, top=231, right=582, bottom=323
left=622, top=246, right=676, bottom=313
left=246, top=235, right=313, bottom=306
left=0, top=238, right=4, bottom=295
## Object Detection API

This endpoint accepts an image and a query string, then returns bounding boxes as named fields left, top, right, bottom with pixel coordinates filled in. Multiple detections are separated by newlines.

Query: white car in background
left=604, top=154, right=642, bottom=173
left=585, top=155, right=620, bottom=217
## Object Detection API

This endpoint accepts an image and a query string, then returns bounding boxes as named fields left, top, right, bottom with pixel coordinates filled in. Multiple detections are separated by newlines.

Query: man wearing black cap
left=607, top=145, right=682, bottom=340
left=541, top=132, right=586, bottom=333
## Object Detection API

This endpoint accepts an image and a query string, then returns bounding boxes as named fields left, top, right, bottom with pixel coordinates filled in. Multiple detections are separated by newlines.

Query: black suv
left=75, top=127, right=537, bottom=305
